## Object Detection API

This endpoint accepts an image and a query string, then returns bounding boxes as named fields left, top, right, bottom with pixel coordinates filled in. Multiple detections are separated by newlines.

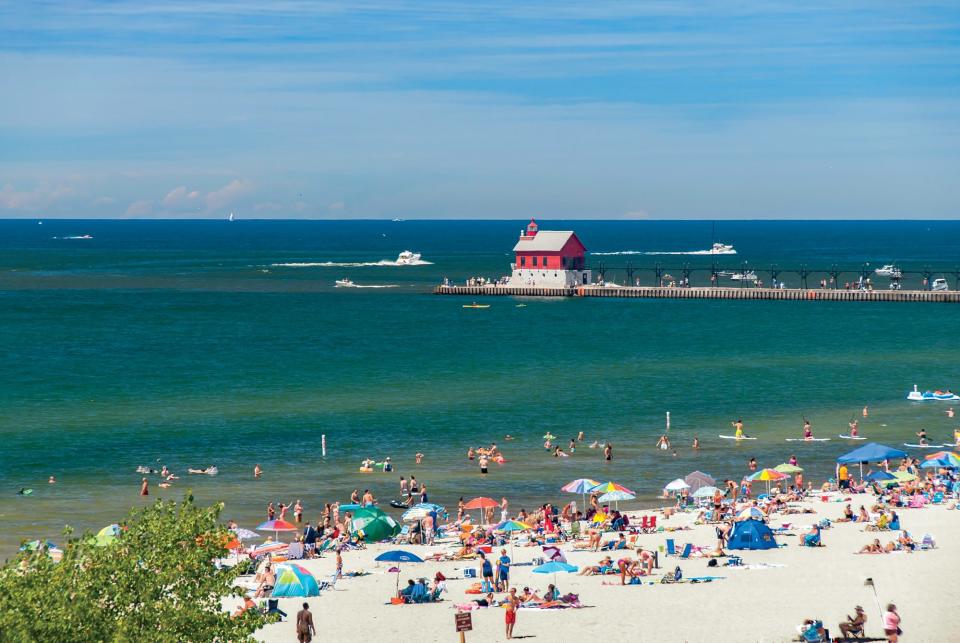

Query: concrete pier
left=434, top=284, right=960, bottom=302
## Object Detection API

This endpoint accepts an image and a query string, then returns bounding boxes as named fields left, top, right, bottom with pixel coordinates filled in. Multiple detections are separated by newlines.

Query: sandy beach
left=234, top=496, right=959, bottom=643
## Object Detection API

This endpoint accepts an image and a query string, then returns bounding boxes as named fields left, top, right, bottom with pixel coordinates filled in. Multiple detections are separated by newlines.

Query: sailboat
left=228, top=212, right=235, bottom=222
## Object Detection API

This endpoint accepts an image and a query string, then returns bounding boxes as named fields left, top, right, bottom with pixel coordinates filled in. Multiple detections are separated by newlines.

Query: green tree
left=0, top=493, right=267, bottom=642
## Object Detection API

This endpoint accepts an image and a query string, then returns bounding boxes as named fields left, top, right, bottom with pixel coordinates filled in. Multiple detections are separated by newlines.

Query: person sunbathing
left=578, top=556, right=614, bottom=575
left=452, top=543, right=476, bottom=559
left=897, top=531, right=915, bottom=551
left=837, top=504, right=854, bottom=522
left=471, top=592, right=496, bottom=607
left=519, top=586, right=543, bottom=604
left=856, top=506, right=870, bottom=523
left=601, top=533, right=629, bottom=551
left=857, top=538, right=887, bottom=554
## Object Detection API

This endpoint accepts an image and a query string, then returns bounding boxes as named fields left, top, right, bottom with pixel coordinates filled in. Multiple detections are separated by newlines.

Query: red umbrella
left=464, top=497, right=499, bottom=525
left=256, top=519, right=298, bottom=541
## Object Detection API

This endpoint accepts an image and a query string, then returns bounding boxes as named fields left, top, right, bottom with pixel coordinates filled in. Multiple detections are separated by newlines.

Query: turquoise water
left=1, top=220, right=958, bottom=554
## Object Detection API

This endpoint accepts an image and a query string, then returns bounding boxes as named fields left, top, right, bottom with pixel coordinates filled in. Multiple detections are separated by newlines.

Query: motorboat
left=874, top=264, right=901, bottom=278
left=395, top=250, right=422, bottom=265
left=462, top=302, right=490, bottom=309
left=707, top=242, right=736, bottom=255
left=729, top=271, right=757, bottom=281
left=931, top=278, right=949, bottom=292
left=907, top=385, right=960, bottom=401
left=335, top=279, right=357, bottom=287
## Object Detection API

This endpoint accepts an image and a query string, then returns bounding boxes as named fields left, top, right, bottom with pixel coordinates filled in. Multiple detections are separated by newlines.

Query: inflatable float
left=907, top=385, right=960, bottom=401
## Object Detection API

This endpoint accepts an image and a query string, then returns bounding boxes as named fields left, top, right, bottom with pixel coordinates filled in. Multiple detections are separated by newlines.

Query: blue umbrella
left=533, top=561, right=578, bottom=586
left=401, top=503, right=444, bottom=521
left=339, top=503, right=363, bottom=512
left=375, top=550, right=424, bottom=593
left=375, top=550, right=425, bottom=563
left=921, top=458, right=955, bottom=469
left=863, top=470, right=896, bottom=482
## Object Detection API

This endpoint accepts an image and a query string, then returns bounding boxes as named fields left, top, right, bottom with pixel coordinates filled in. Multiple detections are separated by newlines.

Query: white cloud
left=205, top=179, right=252, bottom=212
left=124, top=199, right=153, bottom=217
left=92, top=196, right=116, bottom=205
left=0, top=183, right=74, bottom=210
left=161, top=186, right=201, bottom=209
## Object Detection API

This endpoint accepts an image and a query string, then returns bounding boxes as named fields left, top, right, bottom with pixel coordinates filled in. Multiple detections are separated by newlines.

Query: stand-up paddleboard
left=903, top=443, right=939, bottom=448
left=718, top=434, right=757, bottom=440
left=838, top=434, right=866, bottom=440
left=785, top=438, right=831, bottom=442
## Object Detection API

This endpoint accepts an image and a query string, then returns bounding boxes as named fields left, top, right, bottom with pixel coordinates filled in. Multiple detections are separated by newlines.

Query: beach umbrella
left=256, top=519, right=297, bottom=542
left=837, top=443, right=908, bottom=478
left=882, top=471, right=918, bottom=487
left=736, top=507, right=767, bottom=521
left=230, top=527, right=260, bottom=541
left=692, top=485, right=719, bottom=499
left=562, top=478, right=601, bottom=512
left=533, top=560, right=578, bottom=586
left=494, top=520, right=532, bottom=560
left=598, top=490, right=635, bottom=511
left=350, top=508, right=401, bottom=542
left=272, top=563, right=320, bottom=597
left=747, top=469, right=788, bottom=494
left=589, top=481, right=635, bottom=495
left=375, top=549, right=424, bottom=593
left=401, top=503, right=444, bottom=522
left=922, top=452, right=960, bottom=468
left=20, top=539, right=57, bottom=552
left=863, top=470, right=896, bottom=482
left=684, top=471, right=716, bottom=492
left=94, top=524, right=121, bottom=547
left=464, top=496, right=500, bottom=525
left=923, top=450, right=960, bottom=461
left=774, top=463, right=803, bottom=475
left=663, top=478, right=690, bottom=493
left=920, top=458, right=951, bottom=469
left=338, top=503, right=363, bottom=512
left=252, top=541, right=289, bottom=558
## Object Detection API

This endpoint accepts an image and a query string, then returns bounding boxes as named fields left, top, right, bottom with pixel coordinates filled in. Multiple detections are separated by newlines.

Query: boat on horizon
left=335, top=278, right=357, bottom=287
left=395, top=250, right=422, bottom=265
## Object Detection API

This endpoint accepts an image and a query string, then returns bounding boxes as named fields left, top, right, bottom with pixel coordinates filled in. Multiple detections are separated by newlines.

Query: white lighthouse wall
left=507, top=269, right=592, bottom=288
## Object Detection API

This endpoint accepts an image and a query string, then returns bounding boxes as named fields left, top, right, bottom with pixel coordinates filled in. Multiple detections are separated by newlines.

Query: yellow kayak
left=462, top=303, right=490, bottom=309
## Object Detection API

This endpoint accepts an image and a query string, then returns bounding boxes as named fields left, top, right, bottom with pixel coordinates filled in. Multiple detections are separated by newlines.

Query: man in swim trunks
left=732, top=419, right=745, bottom=439
left=479, top=454, right=489, bottom=475
left=604, top=443, right=613, bottom=461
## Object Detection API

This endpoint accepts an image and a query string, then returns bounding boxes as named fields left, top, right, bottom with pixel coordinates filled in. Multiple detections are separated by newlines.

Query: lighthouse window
left=542, top=256, right=548, bottom=267
left=532, top=256, right=538, bottom=267
left=520, top=256, right=526, bottom=267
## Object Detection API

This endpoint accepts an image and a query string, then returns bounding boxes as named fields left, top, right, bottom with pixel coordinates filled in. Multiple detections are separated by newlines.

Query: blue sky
left=1, top=1, right=958, bottom=219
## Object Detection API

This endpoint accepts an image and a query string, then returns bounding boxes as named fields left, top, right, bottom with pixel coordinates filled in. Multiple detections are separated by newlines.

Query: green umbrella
left=774, top=463, right=803, bottom=474
left=351, top=508, right=401, bottom=542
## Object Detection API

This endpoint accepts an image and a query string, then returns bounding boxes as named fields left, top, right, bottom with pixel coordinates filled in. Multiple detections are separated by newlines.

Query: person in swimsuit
left=504, top=588, right=518, bottom=639
left=656, top=435, right=670, bottom=450
left=139, top=478, right=149, bottom=496
left=294, top=500, right=303, bottom=523
left=409, top=477, right=419, bottom=494
left=915, top=429, right=929, bottom=445
left=577, top=431, right=585, bottom=441
left=254, top=564, right=276, bottom=597
left=467, top=447, right=475, bottom=460
left=296, top=603, right=315, bottom=643
left=604, top=443, right=613, bottom=461
left=479, top=454, right=489, bottom=475
left=254, top=464, right=262, bottom=478
left=849, top=420, right=859, bottom=437
left=415, top=452, right=424, bottom=464
left=947, top=407, right=955, bottom=418
left=732, top=419, right=745, bottom=439
left=692, top=436, right=700, bottom=449
left=748, top=457, right=757, bottom=472
left=267, top=502, right=276, bottom=520
left=803, top=420, right=813, bottom=439
left=863, top=406, right=869, bottom=417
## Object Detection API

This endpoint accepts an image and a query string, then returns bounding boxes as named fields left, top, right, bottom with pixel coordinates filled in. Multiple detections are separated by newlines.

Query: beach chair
left=639, top=516, right=649, bottom=531
left=678, top=543, right=693, bottom=559
left=932, top=492, right=944, bottom=504
left=920, top=534, right=936, bottom=550
left=666, top=539, right=676, bottom=556
left=648, top=516, right=658, bottom=532
left=266, top=599, right=287, bottom=620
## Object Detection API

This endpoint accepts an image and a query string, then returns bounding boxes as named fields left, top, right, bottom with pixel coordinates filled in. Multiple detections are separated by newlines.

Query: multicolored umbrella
left=401, top=503, right=444, bottom=522
left=562, top=478, right=601, bottom=510
left=256, top=519, right=297, bottom=541
left=923, top=450, right=960, bottom=461
left=589, top=481, right=635, bottom=495
left=230, top=527, right=260, bottom=541
left=736, top=507, right=767, bottom=521
left=252, top=541, right=289, bottom=558
left=747, top=468, right=789, bottom=494
left=495, top=520, right=532, bottom=532
left=272, top=563, right=320, bottom=597
left=921, top=456, right=959, bottom=469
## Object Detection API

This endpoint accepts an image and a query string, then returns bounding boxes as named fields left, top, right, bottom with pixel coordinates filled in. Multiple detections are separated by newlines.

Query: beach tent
left=837, top=443, right=908, bottom=478
left=350, top=508, right=400, bottom=542
left=684, top=471, right=716, bottom=492
left=863, top=470, right=896, bottom=482
left=727, top=519, right=777, bottom=550
left=271, top=563, right=320, bottom=597
left=837, top=443, right=907, bottom=464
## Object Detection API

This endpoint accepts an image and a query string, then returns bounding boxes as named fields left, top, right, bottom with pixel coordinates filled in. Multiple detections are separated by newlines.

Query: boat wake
left=592, top=249, right=737, bottom=256
left=272, top=250, right=432, bottom=268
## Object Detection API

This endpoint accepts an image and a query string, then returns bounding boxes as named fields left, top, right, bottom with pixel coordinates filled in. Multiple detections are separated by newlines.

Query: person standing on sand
left=254, top=464, right=262, bottom=478
left=296, top=602, right=315, bottom=643
left=505, top=587, right=518, bottom=639
left=883, top=604, right=901, bottom=642
left=139, top=478, right=149, bottom=496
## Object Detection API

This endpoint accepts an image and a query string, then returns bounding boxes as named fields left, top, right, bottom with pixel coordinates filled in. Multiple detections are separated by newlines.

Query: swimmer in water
left=692, top=436, right=700, bottom=449
left=48, top=475, right=56, bottom=484
left=544, top=439, right=552, bottom=450
left=947, top=407, right=955, bottom=419
left=504, top=435, right=514, bottom=441
left=862, top=406, right=868, bottom=417
left=589, top=440, right=599, bottom=448
left=568, top=439, right=576, bottom=453
left=553, top=447, right=568, bottom=458
left=577, top=431, right=584, bottom=442
left=254, top=464, right=262, bottom=478
left=656, top=435, right=670, bottom=450
left=748, top=457, right=757, bottom=472
left=415, top=453, right=424, bottom=464
left=467, top=447, right=475, bottom=460
left=140, top=478, right=149, bottom=496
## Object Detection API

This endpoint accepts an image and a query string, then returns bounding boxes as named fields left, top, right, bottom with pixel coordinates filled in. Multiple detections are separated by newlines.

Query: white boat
left=228, top=212, right=235, bottom=222
left=874, top=264, right=901, bottom=278
left=907, top=385, right=959, bottom=401
left=706, top=242, right=736, bottom=255
left=335, top=279, right=357, bottom=287
left=395, top=250, right=422, bottom=265
left=931, top=278, right=949, bottom=292
left=729, top=271, right=757, bottom=281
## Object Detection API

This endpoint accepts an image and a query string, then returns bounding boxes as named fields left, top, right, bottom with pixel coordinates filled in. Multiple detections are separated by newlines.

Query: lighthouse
left=508, top=218, right=592, bottom=287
